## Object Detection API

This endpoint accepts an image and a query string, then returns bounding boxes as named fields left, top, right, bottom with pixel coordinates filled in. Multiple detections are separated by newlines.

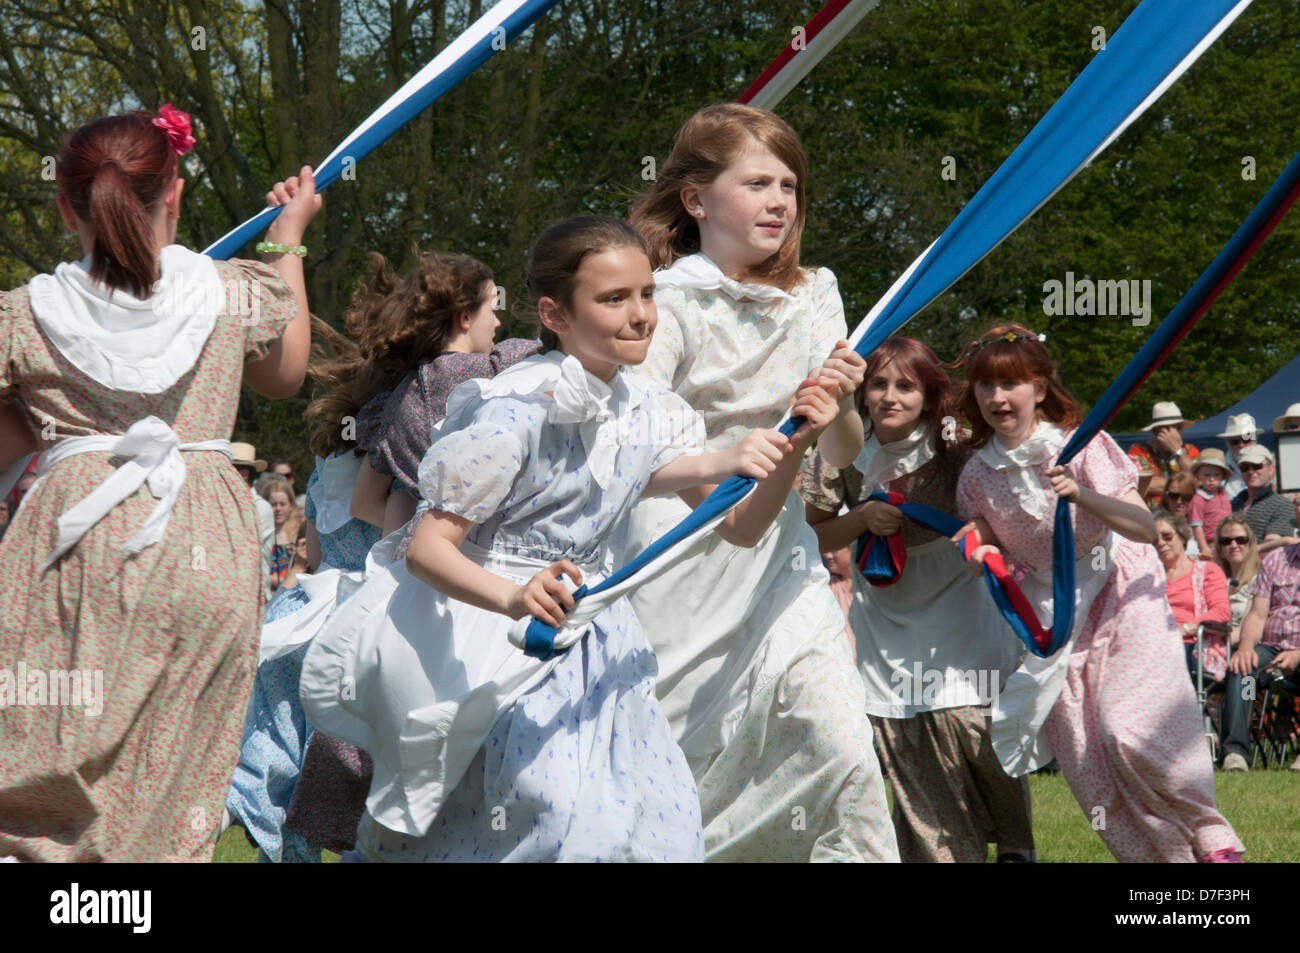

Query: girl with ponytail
left=0, top=106, right=320, bottom=861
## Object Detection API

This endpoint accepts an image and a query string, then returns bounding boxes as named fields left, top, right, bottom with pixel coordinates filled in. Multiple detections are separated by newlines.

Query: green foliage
left=0, top=0, right=1295, bottom=472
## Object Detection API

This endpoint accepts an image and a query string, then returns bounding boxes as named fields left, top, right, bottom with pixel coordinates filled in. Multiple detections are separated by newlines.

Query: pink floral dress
left=957, top=427, right=1243, bottom=862
left=0, top=258, right=295, bottom=861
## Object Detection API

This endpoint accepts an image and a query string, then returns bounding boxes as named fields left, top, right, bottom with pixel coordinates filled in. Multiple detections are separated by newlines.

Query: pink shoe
left=1199, top=847, right=1243, bottom=863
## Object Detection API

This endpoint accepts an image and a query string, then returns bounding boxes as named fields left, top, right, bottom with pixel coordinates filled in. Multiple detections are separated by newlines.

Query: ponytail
left=57, top=111, right=179, bottom=298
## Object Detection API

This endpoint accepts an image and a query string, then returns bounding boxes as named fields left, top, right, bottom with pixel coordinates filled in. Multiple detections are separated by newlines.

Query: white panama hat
left=1142, top=401, right=1187, bottom=432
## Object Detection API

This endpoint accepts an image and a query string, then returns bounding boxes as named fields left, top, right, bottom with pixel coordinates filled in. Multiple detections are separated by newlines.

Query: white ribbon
left=37, top=416, right=230, bottom=568
left=853, top=415, right=936, bottom=490
left=654, top=253, right=796, bottom=305
left=975, top=422, right=1068, bottom=521
left=546, top=354, right=626, bottom=490
left=442, top=351, right=652, bottom=492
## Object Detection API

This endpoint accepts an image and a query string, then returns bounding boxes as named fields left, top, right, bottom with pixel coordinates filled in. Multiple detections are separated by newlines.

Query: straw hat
left=1142, top=401, right=1187, bottom=432
left=1217, top=413, right=1262, bottom=439
left=1272, top=402, right=1300, bottom=433
left=1190, top=448, right=1230, bottom=476
left=230, top=442, right=267, bottom=471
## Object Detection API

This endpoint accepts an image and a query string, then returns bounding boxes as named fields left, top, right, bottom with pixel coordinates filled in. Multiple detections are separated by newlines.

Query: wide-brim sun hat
left=230, top=442, right=268, bottom=471
left=1218, top=413, right=1262, bottom=439
left=1190, top=448, right=1230, bottom=476
left=1272, top=402, right=1300, bottom=433
left=1142, top=401, right=1187, bottom=432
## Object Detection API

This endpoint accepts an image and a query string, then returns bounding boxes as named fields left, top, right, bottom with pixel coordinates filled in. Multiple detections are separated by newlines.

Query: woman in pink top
left=1156, top=512, right=1230, bottom=683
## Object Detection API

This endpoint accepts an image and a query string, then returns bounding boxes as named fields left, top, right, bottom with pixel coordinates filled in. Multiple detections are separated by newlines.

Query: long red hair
left=630, top=104, right=809, bottom=292
left=951, top=324, right=1082, bottom=448
left=56, top=112, right=178, bottom=297
left=858, top=337, right=962, bottom=463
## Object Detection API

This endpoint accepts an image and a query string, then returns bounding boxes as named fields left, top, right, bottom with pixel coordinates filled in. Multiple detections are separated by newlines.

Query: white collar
left=853, top=415, right=935, bottom=489
left=309, top=451, right=365, bottom=535
left=654, top=252, right=795, bottom=304
left=28, top=244, right=221, bottom=394
left=976, top=421, right=1069, bottom=521
left=444, top=351, right=654, bottom=489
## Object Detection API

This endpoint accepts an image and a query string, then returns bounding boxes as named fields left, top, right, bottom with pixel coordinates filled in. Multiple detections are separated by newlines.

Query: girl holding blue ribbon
left=301, top=216, right=838, bottom=861
left=0, top=108, right=320, bottom=861
left=953, top=325, right=1242, bottom=863
left=623, top=103, right=897, bottom=862
left=800, top=336, right=1031, bottom=862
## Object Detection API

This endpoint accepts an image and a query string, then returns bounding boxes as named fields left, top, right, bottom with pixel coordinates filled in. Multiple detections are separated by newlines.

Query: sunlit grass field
left=212, top=768, right=1300, bottom=863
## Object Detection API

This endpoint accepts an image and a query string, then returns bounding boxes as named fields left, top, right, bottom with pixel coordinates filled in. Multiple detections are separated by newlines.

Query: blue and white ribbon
left=516, top=0, right=1255, bottom=659
left=204, top=0, right=561, bottom=261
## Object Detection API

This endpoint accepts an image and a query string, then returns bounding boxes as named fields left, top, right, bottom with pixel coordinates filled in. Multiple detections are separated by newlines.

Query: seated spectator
left=1189, top=449, right=1233, bottom=557
left=1273, top=402, right=1300, bottom=434
left=259, top=475, right=300, bottom=592
left=1219, top=536, right=1300, bottom=771
left=1156, top=511, right=1230, bottom=684
left=1130, top=401, right=1199, bottom=504
left=269, top=458, right=296, bottom=494
left=1213, top=517, right=1261, bottom=649
left=1160, top=472, right=1200, bottom=557
left=1231, top=446, right=1297, bottom=554
left=279, top=522, right=311, bottom=592
left=1218, top=413, right=1262, bottom=500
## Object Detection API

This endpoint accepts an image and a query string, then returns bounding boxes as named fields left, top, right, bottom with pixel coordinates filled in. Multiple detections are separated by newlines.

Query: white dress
left=617, top=254, right=899, bottom=862
left=300, top=352, right=705, bottom=862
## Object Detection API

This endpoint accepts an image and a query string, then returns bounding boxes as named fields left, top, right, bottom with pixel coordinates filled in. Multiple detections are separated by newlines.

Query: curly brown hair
left=304, top=248, right=495, bottom=458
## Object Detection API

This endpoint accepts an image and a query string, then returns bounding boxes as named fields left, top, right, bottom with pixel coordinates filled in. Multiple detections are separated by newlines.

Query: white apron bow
left=37, top=415, right=230, bottom=568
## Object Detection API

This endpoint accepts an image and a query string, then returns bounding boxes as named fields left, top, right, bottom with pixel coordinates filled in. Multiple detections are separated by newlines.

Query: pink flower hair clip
left=153, top=104, right=196, bottom=156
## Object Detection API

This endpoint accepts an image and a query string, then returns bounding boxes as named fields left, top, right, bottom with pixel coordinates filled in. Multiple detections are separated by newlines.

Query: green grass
left=211, top=768, right=1300, bottom=862
left=1010, top=770, right=1300, bottom=863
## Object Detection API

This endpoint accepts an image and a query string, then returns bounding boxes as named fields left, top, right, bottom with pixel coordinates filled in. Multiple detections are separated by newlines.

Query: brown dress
left=0, top=259, right=295, bottom=861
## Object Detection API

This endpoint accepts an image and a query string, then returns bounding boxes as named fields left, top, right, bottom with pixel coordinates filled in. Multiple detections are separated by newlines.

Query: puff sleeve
left=415, top=397, right=532, bottom=523
left=218, top=259, right=299, bottom=361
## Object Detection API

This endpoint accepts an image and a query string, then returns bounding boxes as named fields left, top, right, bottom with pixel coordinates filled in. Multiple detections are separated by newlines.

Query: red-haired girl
left=954, top=325, right=1242, bottom=862
left=626, top=103, right=896, bottom=862
left=801, top=336, right=1031, bottom=862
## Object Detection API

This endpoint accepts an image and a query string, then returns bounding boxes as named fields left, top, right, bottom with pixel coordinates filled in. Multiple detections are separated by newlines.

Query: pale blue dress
left=226, top=456, right=381, bottom=862
left=352, top=355, right=705, bottom=862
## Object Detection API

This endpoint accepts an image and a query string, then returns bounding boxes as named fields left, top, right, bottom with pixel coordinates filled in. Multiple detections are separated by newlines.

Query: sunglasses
left=1167, top=492, right=1193, bottom=502
left=1218, top=536, right=1249, bottom=547
left=1226, top=436, right=1255, bottom=447
left=1239, top=462, right=1266, bottom=472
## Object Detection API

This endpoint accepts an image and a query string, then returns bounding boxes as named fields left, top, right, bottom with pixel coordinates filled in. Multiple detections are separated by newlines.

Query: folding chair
left=1251, top=665, right=1300, bottom=769
left=1194, top=621, right=1232, bottom=761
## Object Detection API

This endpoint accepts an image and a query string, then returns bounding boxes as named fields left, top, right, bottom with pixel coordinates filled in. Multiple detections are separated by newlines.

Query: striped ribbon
left=203, top=0, right=561, bottom=260
left=738, top=0, right=880, bottom=110
left=516, top=0, right=1255, bottom=660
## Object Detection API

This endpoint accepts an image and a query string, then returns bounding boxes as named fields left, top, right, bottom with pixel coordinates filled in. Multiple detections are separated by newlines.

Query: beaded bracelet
left=255, top=241, right=307, bottom=258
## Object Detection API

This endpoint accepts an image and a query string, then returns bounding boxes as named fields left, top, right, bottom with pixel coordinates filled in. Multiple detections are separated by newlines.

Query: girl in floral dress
left=954, top=324, right=1243, bottom=863
left=301, top=216, right=838, bottom=861
left=0, top=108, right=320, bottom=861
